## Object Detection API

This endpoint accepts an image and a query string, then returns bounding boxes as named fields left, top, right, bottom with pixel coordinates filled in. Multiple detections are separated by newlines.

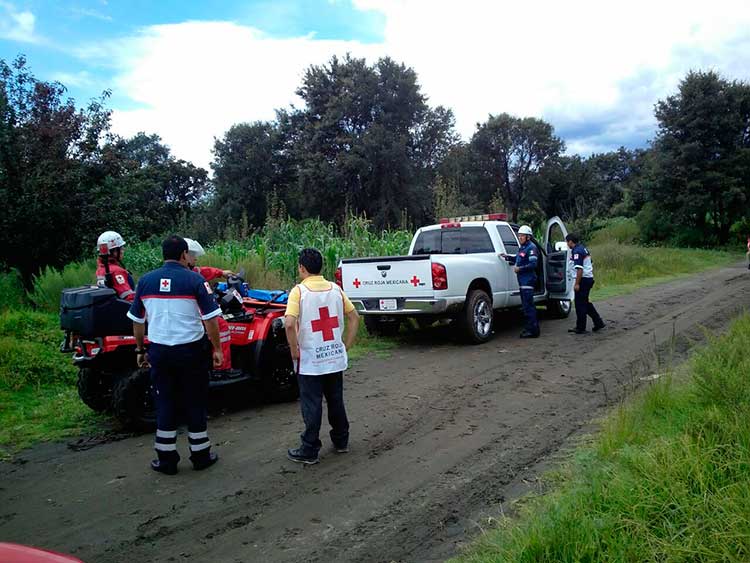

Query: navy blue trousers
left=520, top=288, right=539, bottom=335
left=574, top=277, right=604, bottom=331
left=297, top=372, right=349, bottom=456
left=148, top=338, right=212, bottom=462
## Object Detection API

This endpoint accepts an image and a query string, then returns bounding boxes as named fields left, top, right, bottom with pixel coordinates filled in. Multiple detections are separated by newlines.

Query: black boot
left=190, top=450, right=219, bottom=471
left=151, top=451, right=180, bottom=475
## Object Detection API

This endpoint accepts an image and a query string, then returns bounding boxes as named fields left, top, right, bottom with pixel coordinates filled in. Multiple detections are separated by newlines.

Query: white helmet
left=518, top=225, right=534, bottom=236
left=97, top=231, right=126, bottom=252
left=184, top=238, right=205, bottom=257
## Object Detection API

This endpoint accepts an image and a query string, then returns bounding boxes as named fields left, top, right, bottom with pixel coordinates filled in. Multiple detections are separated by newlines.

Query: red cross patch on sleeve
left=115, top=274, right=125, bottom=285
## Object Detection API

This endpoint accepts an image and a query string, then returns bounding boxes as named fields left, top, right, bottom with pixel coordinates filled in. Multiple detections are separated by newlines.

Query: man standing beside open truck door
left=566, top=233, right=605, bottom=334
left=503, top=225, right=540, bottom=339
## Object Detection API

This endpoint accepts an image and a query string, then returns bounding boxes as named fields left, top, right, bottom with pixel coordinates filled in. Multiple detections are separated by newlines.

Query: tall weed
left=28, top=260, right=96, bottom=313
left=0, top=269, right=27, bottom=312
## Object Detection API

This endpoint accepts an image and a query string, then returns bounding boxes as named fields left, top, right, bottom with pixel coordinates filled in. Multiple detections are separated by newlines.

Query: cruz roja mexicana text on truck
left=337, top=214, right=574, bottom=343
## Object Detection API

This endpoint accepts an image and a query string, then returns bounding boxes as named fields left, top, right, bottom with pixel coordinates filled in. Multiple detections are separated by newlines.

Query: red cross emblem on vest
left=311, top=307, right=340, bottom=342
left=353, top=278, right=361, bottom=288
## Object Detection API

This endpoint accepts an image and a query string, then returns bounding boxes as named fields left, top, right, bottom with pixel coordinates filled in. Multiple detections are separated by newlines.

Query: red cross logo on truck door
left=410, top=275, right=421, bottom=287
left=311, top=307, right=340, bottom=342
left=353, top=278, right=361, bottom=288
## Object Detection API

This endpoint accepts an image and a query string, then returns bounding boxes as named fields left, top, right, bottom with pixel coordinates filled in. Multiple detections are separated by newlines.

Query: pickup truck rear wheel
left=547, top=299, right=572, bottom=319
left=364, top=316, right=401, bottom=337
left=462, top=290, right=493, bottom=344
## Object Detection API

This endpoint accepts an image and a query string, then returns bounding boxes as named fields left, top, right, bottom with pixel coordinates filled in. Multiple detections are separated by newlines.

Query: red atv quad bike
left=59, top=275, right=298, bottom=431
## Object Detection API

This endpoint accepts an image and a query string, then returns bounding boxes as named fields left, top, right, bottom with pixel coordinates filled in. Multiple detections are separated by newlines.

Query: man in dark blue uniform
left=128, top=235, right=224, bottom=475
left=566, top=233, right=605, bottom=334
left=503, top=225, right=540, bottom=338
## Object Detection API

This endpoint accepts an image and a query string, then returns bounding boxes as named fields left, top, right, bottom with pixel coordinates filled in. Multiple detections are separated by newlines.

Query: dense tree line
left=0, top=56, right=209, bottom=280
left=1, top=52, right=749, bottom=280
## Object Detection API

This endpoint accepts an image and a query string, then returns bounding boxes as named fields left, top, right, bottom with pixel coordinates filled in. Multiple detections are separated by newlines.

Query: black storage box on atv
left=60, top=286, right=133, bottom=337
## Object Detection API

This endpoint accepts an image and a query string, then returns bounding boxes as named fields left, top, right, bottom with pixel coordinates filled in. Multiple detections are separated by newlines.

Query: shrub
left=0, top=311, right=75, bottom=390
left=0, top=269, right=27, bottom=312
left=28, top=260, right=96, bottom=313
left=589, top=217, right=640, bottom=245
left=123, top=240, right=163, bottom=276
left=635, top=202, right=673, bottom=243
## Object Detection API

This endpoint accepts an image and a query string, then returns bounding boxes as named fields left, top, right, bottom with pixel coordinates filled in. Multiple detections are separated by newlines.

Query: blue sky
left=2, top=0, right=749, bottom=169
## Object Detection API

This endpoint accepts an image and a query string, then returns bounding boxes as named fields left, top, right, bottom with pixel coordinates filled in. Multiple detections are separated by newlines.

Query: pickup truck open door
left=544, top=216, right=573, bottom=300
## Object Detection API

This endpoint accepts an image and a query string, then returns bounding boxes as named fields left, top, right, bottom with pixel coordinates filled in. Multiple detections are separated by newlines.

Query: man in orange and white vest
left=284, top=248, right=360, bottom=464
left=185, top=238, right=236, bottom=374
left=95, top=231, right=135, bottom=301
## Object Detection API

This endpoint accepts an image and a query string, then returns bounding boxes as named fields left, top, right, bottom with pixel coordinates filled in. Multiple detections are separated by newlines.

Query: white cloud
left=70, top=7, right=113, bottom=22
left=86, top=0, right=750, bottom=168
left=96, top=22, right=381, bottom=169
left=0, top=1, right=39, bottom=43
left=50, top=70, right=97, bottom=88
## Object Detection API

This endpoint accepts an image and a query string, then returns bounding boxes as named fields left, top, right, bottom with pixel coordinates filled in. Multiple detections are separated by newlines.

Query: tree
left=651, top=70, right=750, bottom=244
left=211, top=121, right=286, bottom=228
left=0, top=55, right=111, bottom=279
left=470, top=114, right=564, bottom=222
left=0, top=55, right=210, bottom=278
left=288, top=54, right=458, bottom=228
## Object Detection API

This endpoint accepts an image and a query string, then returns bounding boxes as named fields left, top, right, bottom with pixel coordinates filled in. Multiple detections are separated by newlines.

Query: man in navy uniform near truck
left=284, top=248, right=360, bottom=465
left=503, top=225, right=540, bottom=338
left=127, top=235, right=224, bottom=475
left=566, top=233, right=605, bottom=334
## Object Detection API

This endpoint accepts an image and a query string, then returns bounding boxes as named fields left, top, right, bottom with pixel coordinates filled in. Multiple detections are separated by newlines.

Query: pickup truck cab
left=337, top=214, right=573, bottom=343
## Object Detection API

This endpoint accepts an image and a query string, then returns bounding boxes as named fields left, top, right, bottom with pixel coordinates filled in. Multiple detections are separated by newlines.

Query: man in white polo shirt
left=284, top=248, right=360, bottom=465
left=128, top=235, right=224, bottom=475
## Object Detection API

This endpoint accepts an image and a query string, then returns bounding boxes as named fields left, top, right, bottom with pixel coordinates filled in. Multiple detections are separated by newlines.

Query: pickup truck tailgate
left=341, top=256, right=433, bottom=298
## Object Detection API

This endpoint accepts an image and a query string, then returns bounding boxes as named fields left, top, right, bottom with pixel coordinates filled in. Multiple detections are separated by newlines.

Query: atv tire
left=261, top=337, right=299, bottom=403
left=364, top=316, right=401, bottom=337
left=77, top=368, right=112, bottom=412
left=112, top=368, right=157, bottom=432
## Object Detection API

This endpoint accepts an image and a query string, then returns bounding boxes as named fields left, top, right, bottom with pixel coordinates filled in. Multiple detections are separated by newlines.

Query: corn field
left=23, top=216, right=413, bottom=312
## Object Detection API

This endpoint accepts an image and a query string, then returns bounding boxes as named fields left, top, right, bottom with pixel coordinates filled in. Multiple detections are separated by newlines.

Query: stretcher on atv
left=59, top=275, right=297, bottom=431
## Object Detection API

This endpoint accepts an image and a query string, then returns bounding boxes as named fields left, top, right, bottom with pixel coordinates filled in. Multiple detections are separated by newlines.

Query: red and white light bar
left=439, top=212, right=507, bottom=224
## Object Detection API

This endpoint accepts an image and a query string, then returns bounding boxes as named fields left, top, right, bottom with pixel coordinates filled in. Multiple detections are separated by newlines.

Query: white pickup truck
left=336, top=214, right=573, bottom=343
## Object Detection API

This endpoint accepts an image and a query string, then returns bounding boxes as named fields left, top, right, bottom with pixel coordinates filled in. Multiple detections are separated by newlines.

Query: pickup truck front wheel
left=461, top=290, right=493, bottom=344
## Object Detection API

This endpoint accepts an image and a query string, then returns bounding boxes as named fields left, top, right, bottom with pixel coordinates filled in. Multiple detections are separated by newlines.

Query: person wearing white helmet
left=184, top=238, right=236, bottom=373
left=184, top=238, right=234, bottom=280
left=95, top=230, right=135, bottom=301
left=502, top=224, right=540, bottom=338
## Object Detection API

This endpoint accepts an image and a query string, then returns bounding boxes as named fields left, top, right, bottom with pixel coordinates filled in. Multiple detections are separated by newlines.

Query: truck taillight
left=432, top=262, right=447, bottom=290
left=335, top=266, right=343, bottom=288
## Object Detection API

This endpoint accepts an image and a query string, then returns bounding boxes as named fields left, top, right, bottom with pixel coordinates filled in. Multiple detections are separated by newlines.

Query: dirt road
left=2, top=264, right=749, bottom=563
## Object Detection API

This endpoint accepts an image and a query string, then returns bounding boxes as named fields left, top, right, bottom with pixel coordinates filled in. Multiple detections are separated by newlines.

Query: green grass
left=589, top=242, right=740, bottom=301
left=0, top=385, right=105, bottom=460
left=451, top=313, right=750, bottom=563
left=0, top=310, right=103, bottom=459
left=349, top=323, right=397, bottom=362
